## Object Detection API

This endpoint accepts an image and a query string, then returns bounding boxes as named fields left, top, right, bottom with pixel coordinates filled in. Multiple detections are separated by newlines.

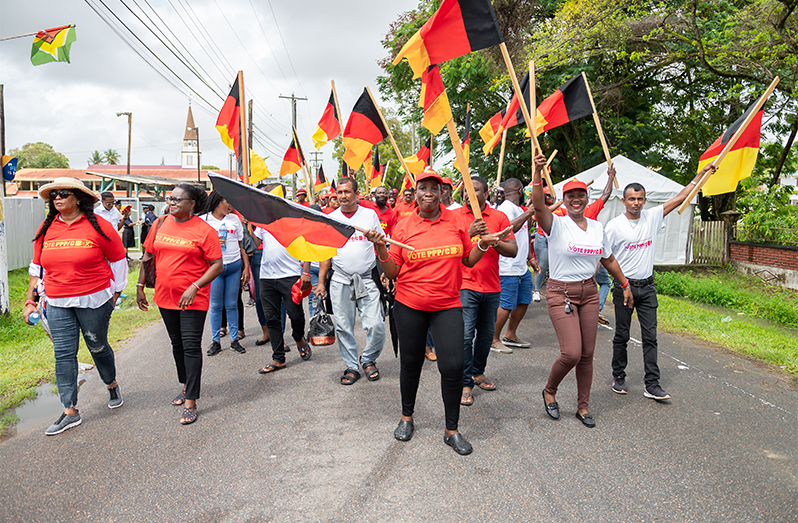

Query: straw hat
left=37, top=177, right=99, bottom=203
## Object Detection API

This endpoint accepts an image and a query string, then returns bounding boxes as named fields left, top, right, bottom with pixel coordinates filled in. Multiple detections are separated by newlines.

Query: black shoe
left=444, top=433, right=473, bottom=455
left=206, top=341, right=222, bottom=356
left=612, top=377, right=628, bottom=394
left=394, top=420, right=414, bottom=442
left=576, top=411, right=596, bottom=428
left=255, top=338, right=269, bottom=346
left=230, top=340, right=246, bottom=354
left=644, top=384, right=671, bottom=401
left=543, top=390, right=560, bottom=419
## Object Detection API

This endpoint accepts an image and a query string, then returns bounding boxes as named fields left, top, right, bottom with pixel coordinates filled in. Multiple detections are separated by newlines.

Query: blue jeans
left=461, top=290, right=500, bottom=388
left=210, top=258, right=241, bottom=343
left=534, top=232, right=549, bottom=291
left=48, top=298, right=117, bottom=409
left=595, top=264, right=611, bottom=312
left=308, top=265, right=320, bottom=317
left=330, top=279, right=385, bottom=371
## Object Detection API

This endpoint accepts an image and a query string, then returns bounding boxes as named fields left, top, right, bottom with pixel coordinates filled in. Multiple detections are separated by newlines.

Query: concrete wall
left=729, top=240, right=798, bottom=290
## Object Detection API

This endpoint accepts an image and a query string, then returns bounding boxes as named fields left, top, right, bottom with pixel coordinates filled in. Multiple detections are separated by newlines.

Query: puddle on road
left=3, top=374, right=93, bottom=439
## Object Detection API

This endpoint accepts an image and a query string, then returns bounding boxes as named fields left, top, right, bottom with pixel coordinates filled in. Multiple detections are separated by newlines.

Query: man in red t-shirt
left=393, top=188, right=417, bottom=221
left=371, top=186, right=398, bottom=236
left=457, top=176, right=516, bottom=406
left=295, top=188, right=310, bottom=207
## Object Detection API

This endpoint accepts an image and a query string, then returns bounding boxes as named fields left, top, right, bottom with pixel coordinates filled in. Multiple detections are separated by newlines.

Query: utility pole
left=116, top=111, right=132, bottom=196
left=278, top=93, right=307, bottom=196
left=0, top=84, right=9, bottom=315
left=248, top=100, right=254, bottom=181
left=309, top=151, right=323, bottom=172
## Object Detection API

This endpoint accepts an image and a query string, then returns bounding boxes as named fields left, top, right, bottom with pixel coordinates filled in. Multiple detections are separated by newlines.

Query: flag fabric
left=534, top=74, right=593, bottom=136
left=31, top=25, right=77, bottom=66
left=315, top=165, right=330, bottom=192
left=2, top=156, right=19, bottom=182
left=404, top=138, right=431, bottom=175
left=209, top=173, right=354, bottom=262
left=343, top=89, right=389, bottom=171
left=268, top=184, right=285, bottom=198
left=453, top=107, right=471, bottom=175
left=216, top=77, right=242, bottom=162
left=249, top=150, right=272, bottom=184
left=392, top=0, right=504, bottom=78
left=481, top=72, right=529, bottom=155
left=401, top=173, right=414, bottom=192
left=699, top=103, right=763, bottom=196
left=420, top=65, right=453, bottom=134
left=280, top=129, right=305, bottom=177
left=312, top=90, right=342, bottom=150
left=366, top=148, right=384, bottom=189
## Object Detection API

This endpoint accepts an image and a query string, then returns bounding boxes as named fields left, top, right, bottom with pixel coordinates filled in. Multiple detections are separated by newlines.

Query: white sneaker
left=490, top=343, right=513, bottom=354
left=532, top=291, right=541, bottom=302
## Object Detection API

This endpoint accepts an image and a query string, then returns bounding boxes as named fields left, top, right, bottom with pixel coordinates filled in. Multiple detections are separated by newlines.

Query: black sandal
left=258, top=363, right=286, bottom=374
left=297, top=341, right=312, bottom=361
left=180, top=405, right=197, bottom=425
left=171, top=389, right=186, bottom=406
left=363, top=362, right=380, bottom=381
left=340, top=369, right=360, bottom=385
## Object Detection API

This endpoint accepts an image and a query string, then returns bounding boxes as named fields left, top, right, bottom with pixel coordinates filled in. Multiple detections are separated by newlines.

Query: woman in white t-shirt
left=530, top=153, right=633, bottom=428
left=200, top=191, right=250, bottom=355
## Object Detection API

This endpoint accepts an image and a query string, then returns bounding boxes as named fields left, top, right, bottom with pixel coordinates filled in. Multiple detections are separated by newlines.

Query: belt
left=627, top=276, right=654, bottom=287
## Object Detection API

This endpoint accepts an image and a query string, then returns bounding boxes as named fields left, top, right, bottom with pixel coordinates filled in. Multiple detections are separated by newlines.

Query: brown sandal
left=461, top=390, right=474, bottom=406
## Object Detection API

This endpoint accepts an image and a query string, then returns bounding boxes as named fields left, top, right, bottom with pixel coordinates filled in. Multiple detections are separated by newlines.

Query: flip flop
left=473, top=376, right=496, bottom=391
left=461, top=391, right=474, bottom=406
left=258, top=363, right=286, bottom=374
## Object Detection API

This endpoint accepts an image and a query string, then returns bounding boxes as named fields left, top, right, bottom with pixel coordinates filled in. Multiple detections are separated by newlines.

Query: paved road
left=1, top=297, right=796, bottom=522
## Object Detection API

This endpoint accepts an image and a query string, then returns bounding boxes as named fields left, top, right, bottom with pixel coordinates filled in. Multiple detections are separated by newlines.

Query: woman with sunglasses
left=530, top=154, right=633, bottom=428
left=136, top=184, right=222, bottom=425
left=23, top=178, right=129, bottom=436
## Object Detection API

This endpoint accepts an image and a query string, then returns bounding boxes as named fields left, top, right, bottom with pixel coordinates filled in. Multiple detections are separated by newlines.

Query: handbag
left=142, top=216, right=167, bottom=289
left=308, top=295, right=336, bottom=346
left=241, top=224, right=257, bottom=256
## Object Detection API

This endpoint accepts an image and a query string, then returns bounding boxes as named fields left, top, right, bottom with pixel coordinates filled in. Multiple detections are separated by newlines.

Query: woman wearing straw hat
left=23, top=178, right=129, bottom=436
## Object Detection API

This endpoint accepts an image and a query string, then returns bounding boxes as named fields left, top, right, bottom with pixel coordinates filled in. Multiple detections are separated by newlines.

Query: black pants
left=159, top=308, right=207, bottom=400
left=394, top=301, right=464, bottom=431
left=220, top=278, right=245, bottom=332
left=260, top=276, right=305, bottom=364
left=612, top=282, right=661, bottom=386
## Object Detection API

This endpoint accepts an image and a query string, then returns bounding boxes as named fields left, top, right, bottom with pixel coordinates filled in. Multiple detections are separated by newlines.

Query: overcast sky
left=0, top=0, right=418, bottom=173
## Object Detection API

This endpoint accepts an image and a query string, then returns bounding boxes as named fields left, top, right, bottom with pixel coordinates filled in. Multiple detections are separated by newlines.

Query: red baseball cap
left=563, top=179, right=588, bottom=194
left=441, top=177, right=454, bottom=187
left=296, top=188, right=308, bottom=196
left=291, top=278, right=311, bottom=304
left=415, top=169, right=442, bottom=185
left=543, top=186, right=551, bottom=195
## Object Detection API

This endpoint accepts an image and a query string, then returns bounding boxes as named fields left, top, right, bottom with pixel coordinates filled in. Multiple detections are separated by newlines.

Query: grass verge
left=0, top=265, right=161, bottom=435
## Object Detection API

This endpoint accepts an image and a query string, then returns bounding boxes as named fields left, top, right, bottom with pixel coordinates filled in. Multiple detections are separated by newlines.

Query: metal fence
left=691, top=219, right=727, bottom=264
left=737, top=226, right=798, bottom=247
left=3, top=198, right=47, bottom=271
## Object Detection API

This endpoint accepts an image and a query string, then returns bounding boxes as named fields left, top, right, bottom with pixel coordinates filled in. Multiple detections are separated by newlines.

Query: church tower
left=181, top=106, right=199, bottom=169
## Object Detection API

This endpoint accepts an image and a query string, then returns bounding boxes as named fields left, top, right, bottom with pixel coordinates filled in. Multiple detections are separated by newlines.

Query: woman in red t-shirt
left=24, top=178, right=128, bottom=436
left=136, top=184, right=223, bottom=425
left=365, top=170, right=509, bottom=456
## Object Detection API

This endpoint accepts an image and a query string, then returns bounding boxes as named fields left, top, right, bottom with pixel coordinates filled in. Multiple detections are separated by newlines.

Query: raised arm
left=531, top=153, right=553, bottom=235
left=599, top=165, right=617, bottom=204
left=663, top=164, right=716, bottom=217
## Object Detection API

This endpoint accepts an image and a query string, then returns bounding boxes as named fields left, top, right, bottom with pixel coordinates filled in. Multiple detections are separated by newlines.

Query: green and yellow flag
left=31, top=25, right=77, bottom=66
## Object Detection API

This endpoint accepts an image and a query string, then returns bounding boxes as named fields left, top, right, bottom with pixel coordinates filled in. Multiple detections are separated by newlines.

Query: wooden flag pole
left=581, top=72, right=618, bottom=189
left=527, top=149, right=558, bottom=186
left=677, top=76, right=780, bottom=215
left=330, top=79, right=344, bottom=137
left=351, top=224, right=414, bottom=251
left=495, top=131, right=508, bottom=187
left=293, top=126, right=314, bottom=198
left=238, top=71, right=250, bottom=184
left=382, top=160, right=391, bottom=186
left=429, top=134, right=434, bottom=169
left=366, top=87, right=415, bottom=184
left=446, top=118, right=482, bottom=220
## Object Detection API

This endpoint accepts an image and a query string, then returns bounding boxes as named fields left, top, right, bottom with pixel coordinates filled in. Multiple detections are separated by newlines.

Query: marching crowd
left=22, top=157, right=714, bottom=455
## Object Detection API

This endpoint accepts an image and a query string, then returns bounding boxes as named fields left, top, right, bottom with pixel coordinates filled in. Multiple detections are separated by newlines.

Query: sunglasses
left=49, top=189, right=73, bottom=200
left=165, top=196, right=191, bottom=204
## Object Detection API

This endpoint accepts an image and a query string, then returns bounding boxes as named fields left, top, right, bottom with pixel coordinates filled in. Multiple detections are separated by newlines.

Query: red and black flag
left=312, top=90, right=342, bottom=150
left=280, top=128, right=305, bottom=177
left=216, top=76, right=242, bottom=162
left=480, top=72, right=529, bottom=155
left=420, top=65, right=452, bottom=134
left=366, top=147, right=385, bottom=189
left=454, top=106, right=471, bottom=175
left=404, top=137, right=431, bottom=175
left=393, top=0, right=504, bottom=78
left=343, top=89, right=389, bottom=171
left=314, top=165, right=330, bottom=192
left=699, top=101, right=763, bottom=196
left=209, top=173, right=354, bottom=262
left=534, top=74, right=593, bottom=136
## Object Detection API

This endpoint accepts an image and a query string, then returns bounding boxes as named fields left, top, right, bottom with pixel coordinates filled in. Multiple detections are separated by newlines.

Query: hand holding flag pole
left=677, top=76, right=780, bottom=215
left=581, top=72, right=618, bottom=189
left=527, top=149, right=558, bottom=186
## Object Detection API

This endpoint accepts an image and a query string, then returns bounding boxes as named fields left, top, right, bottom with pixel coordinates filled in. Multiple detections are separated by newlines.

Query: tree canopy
left=9, top=142, right=70, bottom=169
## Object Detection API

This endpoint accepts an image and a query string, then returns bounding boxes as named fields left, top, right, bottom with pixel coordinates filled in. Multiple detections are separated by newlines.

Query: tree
left=9, top=142, right=69, bottom=169
left=104, top=149, right=121, bottom=165
left=201, top=165, right=220, bottom=170
left=88, top=150, right=104, bottom=165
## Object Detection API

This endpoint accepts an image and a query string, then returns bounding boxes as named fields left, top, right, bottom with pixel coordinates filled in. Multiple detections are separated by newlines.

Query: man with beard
left=372, top=186, right=398, bottom=237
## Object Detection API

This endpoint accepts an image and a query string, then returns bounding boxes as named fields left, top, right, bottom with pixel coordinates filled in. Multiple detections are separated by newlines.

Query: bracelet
left=689, top=180, right=697, bottom=185
left=477, top=240, right=489, bottom=252
left=378, top=252, right=390, bottom=263
left=25, top=300, right=37, bottom=307
left=621, top=280, right=629, bottom=289
left=191, top=282, right=201, bottom=291
left=532, top=182, right=542, bottom=187
left=302, top=272, right=311, bottom=276
left=136, top=283, right=145, bottom=287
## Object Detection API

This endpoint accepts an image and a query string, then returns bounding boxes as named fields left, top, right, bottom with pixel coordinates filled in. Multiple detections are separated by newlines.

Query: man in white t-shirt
left=318, top=177, right=386, bottom=385
left=603, top=165, right=713, bottom=401
left=95, top=192, right=123, bottom=231
left=441, top=177, right=462, bottom=210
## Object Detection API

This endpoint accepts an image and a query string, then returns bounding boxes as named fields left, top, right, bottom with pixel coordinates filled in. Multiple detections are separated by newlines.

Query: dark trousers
left=159, top=308, right=207, bottom=400
left=612, top=282, right=661, bottom=386
left=394, top=301, right=464, bottom=431
left=260, top=276, right=305, bottom=364
left=461, top=289, right=500, bottom=389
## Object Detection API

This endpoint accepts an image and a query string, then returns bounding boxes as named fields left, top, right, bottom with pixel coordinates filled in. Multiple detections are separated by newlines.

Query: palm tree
left=103, top=149, right=121, bottom=165
left=88, top=150, right=104, bottom=165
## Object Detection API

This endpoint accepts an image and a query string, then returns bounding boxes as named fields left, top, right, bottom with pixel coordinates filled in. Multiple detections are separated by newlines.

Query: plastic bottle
left=219, top=225, right=228, bottom=252
left=28, top=312, right=40, bottom=325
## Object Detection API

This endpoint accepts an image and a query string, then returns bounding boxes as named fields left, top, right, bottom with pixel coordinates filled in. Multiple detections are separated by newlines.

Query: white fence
left=3, top=198, right=47, bottom=271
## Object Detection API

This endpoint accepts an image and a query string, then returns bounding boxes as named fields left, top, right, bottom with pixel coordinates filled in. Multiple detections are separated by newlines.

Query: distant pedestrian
left=95, top=191, right=123, bottom=231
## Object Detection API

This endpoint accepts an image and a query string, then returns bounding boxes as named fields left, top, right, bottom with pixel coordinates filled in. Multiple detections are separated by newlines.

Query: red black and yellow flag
left=312, top=90, right=342, bottom=150
left=420, top=65, right=452, bottom=134
left=404, top=137, right=431, bottom=175
left=366, top=147, right=385, bottom=189
left=280, top=129, right=305, bottom=177
left=393, top=0, right=504, bottom=78
left=343, top=89, right=389, bottom=171
left=209, top=173, right=354, bottom=262
left=314, top=165, right=330, bottom=192
left=481, top=72, right=531, bottom=155
left=699, top=101, right=763, bottom=196
left=401, top=173, right=414, bottom=192
left=216, top=77, right=242, bottom=161
left=453, top=107, right=471, bottom=175
left=534, top=74, right=593, bottom=136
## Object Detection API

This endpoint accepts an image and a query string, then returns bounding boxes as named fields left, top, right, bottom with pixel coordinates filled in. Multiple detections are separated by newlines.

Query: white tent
left=551, top=155, right=695, bottom=265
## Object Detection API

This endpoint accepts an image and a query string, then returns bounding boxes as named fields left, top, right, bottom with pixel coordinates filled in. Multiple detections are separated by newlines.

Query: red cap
left=543, top=186, right=551, bottom=195
left=441, top=177, right=454, bottom=187
left=291, top=278, right=311, bottom=304
left=563, top=179, right=588, bottom=194
left=415, top=169, right=442, bottom=185
left=296, top=188, right=308, bottom=196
